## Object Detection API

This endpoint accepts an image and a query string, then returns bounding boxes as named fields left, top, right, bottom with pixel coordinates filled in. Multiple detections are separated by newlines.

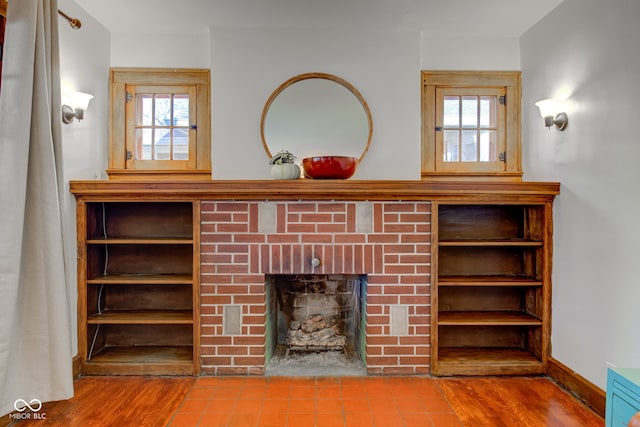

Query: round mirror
left=261, top=73, right=373, bottom=162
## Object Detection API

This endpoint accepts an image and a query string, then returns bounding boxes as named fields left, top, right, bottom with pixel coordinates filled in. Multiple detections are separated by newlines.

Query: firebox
left=265, top=274, right=367, bottom=375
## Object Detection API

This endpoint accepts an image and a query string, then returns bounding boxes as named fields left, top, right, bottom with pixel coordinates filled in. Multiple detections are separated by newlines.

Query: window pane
left=443, top=96, right=460, bottom=128
left=461, top=130, right=478, bottom=161
left=444, top=130, right=460, bottom=162
left=135, top=129, right=153, bottom=160
left=461, top=96, right=478, bottom=128
left=480, top=96, right=497, bottom=128
left=130, top=89, right=194, bottom=164
left=154, top=94, right=172, bottom=126
left=154, top=128, right=171, bottom=160
left=480, top=130, right=497, bottom=161
left=136, top=95, right=153, bottom=126
left=173, top=129, right=189, bottom=160
left=173, top=95, right=190, bottom=126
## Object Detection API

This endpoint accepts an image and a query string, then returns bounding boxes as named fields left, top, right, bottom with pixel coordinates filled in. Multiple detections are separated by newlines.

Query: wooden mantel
left=70, top=180, right=560, bottom=201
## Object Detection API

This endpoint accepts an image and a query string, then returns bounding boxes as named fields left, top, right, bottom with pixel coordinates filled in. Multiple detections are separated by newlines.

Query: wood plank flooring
left=4, top=376, right=194, bottom=427
left=4, top=376, right=603, bottom=427
left=436, top=377, right=603, bottom=427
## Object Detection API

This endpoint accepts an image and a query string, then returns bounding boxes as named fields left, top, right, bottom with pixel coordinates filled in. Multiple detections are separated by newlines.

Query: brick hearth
left=199, top=200, right=431, bottom=375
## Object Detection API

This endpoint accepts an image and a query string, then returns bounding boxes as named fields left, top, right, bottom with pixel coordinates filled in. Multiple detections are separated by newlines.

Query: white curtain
left=0, top=0, right=74, bottom=416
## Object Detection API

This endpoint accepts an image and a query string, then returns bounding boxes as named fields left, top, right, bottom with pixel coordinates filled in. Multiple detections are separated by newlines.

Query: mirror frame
left=260, top=72, right=373, bottom=162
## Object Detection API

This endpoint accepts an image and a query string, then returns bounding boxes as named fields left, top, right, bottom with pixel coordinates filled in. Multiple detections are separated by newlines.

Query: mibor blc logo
left=10, top=398, right=47, bottom=420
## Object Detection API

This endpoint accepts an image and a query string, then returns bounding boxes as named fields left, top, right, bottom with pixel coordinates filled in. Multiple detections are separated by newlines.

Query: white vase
left=270, top=163, right=300, bottom=180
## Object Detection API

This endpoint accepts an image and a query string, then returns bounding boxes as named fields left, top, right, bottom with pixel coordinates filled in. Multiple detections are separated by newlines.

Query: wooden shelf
left=438, top=347, right=542, bottom=364
left=84, top=346, right=195, bottom=376
left=88, top=345, right=193, bottom=363
left=87, top=274, right=193, bottom=285
left=436, top=347, right=545, bottom=376
left=438, top=275, right=542, bottom=287
left=87, top=238, right=193, bottom=245
left=438, top=311, right=542, bottom=326
left=87, top=311, right=193, bottom=324
left=439, top=239, right=543, bottom=247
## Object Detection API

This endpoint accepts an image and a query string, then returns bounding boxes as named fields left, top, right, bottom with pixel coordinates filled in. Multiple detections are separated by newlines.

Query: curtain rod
left=58, top=9, right=81, bottom=29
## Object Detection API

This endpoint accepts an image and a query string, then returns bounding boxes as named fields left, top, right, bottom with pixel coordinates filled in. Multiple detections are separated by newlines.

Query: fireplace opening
left=265, top=274, right=367, bottom=376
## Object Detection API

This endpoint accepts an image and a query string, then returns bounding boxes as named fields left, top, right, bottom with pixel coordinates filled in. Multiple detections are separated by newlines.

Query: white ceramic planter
left=270, top=163, right=301, bottom=180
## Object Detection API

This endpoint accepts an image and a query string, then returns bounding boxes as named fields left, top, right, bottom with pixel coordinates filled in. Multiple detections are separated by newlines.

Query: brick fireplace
left=199, top=200, right=431, bottom=375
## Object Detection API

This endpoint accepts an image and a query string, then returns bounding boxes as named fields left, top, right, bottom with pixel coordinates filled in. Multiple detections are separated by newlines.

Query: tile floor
left=167, top=376, right=461, bottom=427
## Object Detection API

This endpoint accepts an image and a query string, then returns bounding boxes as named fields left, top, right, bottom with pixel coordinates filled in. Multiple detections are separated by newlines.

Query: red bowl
left=302, top=156, right=358, bottom=179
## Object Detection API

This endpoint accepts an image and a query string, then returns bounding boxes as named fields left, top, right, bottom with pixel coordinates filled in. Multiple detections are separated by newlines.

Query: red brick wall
left=200, top=201, right=431, bottom=375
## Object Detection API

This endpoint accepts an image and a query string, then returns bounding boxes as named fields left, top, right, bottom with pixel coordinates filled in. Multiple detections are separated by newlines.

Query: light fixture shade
left=534, top=98, right=568, bottom=131
left=62, top=91, right=94, bottom=124
left=535, top=99, right=560, bottom=118
left=70, top=91, right=94, bottom=111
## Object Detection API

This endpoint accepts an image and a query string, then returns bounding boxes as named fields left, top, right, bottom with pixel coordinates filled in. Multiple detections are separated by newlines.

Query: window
left=109, top=68, right=211, bottom=180
left=127, top=86, right=195, bottom=167
left=422, top=71, right=522, bottom=180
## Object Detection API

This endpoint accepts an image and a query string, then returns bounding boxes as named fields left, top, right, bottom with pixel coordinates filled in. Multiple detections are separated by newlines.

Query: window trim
left=108, top=68, right=211, bottom=181
left=421, top=70, right=522, bottom=181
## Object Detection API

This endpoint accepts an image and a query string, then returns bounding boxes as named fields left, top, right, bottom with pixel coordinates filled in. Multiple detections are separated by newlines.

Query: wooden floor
left=4, top=376, right=603, bottom=427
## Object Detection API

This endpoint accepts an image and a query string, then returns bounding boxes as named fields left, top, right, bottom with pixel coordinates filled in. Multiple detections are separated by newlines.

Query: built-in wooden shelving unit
left=431, top=202, right=554, bottom=376
left=75, top=200, right=200, bottom=375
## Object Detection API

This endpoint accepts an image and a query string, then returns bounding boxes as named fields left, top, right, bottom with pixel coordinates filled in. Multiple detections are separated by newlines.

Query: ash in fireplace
left=266, top=344, right=365, bottom=376
left=274, top=349, right=363, bottom=368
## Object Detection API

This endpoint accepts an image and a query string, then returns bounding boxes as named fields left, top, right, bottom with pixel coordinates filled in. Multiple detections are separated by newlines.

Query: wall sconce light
left=62, top=91, right=94, bottom=124
left=535, top=98, right=568, bottom=131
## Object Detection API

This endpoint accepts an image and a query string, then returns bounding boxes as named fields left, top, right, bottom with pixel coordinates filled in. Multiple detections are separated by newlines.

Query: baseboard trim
left=72, top=354, right=82, bottom=379
left=548, top=357, right=606, bottom=417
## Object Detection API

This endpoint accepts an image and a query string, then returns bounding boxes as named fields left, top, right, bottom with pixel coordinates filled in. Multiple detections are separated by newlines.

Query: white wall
left=521, top=0, right=640, bottom=389
left=59, top=0, right=109, bottom=181
left=420, top=35, right=521, bottom=70
left=59, top=0, right=110, bottom=354
left=211, top=28, right=420, bottom=179
left=105, top=30, right=523, bottom=180
left=110, top=32, right=211, bottom=68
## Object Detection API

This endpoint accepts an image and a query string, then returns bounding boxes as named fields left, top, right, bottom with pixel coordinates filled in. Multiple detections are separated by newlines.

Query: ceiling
left=76, top=0, right=564, bottom=37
